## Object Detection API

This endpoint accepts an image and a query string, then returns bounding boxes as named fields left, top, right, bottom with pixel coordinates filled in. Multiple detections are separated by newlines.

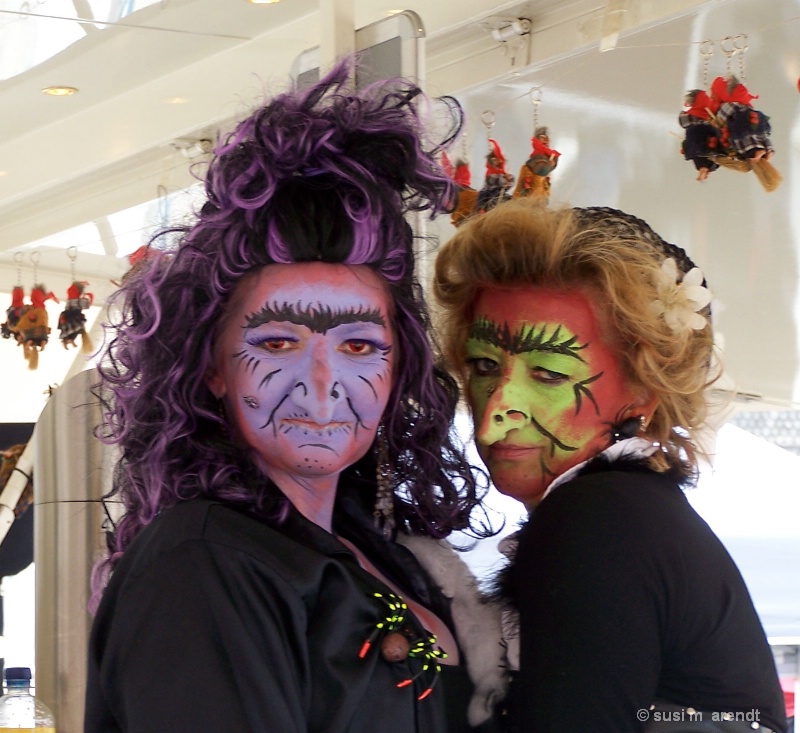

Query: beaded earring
left=373, top=423, right=395, bottom=541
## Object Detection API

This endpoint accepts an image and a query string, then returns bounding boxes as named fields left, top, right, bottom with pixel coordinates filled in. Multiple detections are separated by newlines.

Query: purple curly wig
left=92, top=60, right=488, bottom=608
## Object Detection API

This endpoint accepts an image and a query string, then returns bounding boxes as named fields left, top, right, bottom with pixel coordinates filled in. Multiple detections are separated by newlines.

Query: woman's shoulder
left=528, top=457, right=730, bottom=562
left=111, top=498, right=341, bottom=593
left=122, top=498, right=273, bottom=555
left=541, top=457, right=689, bottom=518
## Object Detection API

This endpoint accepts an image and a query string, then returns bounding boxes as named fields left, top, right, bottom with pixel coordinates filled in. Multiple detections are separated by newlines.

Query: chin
left=491, top=473, right=548, bottom=508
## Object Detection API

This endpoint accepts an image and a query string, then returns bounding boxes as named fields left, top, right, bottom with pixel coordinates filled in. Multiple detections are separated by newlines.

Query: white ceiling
left=0, top=0, right=711, bottom=298
left=2, top=0, right=800, bottom=421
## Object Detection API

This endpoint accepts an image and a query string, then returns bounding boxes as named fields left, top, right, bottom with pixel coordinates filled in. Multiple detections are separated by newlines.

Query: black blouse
left=503, top=460, right=786, bottom=733
left=85, top=483, right=479, bottom=733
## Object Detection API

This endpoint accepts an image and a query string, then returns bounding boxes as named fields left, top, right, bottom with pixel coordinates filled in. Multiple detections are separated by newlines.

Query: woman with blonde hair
left=433, top=199, right=786, bottom=733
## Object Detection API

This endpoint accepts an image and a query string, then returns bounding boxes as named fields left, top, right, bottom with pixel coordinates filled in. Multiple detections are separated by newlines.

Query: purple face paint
left=209, top=262, right=395, bottom=492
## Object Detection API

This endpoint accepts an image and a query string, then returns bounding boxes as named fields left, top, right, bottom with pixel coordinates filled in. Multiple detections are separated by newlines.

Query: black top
left=85, top=482, right=478, bottom=733
left=503, top=459, right=786, bottom=733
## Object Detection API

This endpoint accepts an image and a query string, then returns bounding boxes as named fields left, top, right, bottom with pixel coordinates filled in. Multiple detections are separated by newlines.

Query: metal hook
left=699, top=39, right=714, bottom=59
left=529, top=87, right=542, bottom=131
left=29, top=251, right=40, bottom=284
left=67, top=245, right=78, bottom=281
left=699, top=39, right=714, bottom=86
left=720, top=36, right=737, bottom=75
left=734, top=34, right=748, bottom=80
left=720, top=36, right=736, bottom=57
left=13, top=251, right=23, bottom=286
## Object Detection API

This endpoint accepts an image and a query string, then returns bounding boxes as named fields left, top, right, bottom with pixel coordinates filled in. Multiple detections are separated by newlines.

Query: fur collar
left=396, top=533, right=510, bottom=726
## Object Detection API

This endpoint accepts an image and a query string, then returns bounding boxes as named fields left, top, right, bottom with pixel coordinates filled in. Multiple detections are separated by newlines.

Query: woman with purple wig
left=83, top=62, right=505, bottom=733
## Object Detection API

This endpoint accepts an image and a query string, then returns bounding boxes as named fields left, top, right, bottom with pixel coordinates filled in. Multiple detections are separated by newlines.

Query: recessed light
left=165, top=96, right=190, bottom=105
left=42, top=86, right=79, bottom=96
left=248, top=0, right=281, bottom=4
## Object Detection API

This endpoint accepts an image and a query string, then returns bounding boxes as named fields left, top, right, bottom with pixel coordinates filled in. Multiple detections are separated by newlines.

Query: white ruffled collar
left=540, top=436, right=659, bottom=502
left=497, top=437, right=660, bottom=561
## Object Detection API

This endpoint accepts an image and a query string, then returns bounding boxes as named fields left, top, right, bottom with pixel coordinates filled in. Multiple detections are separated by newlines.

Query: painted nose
left=476, top=378, right=530, bottom=446
left=292, top=341, right=343, bottom=422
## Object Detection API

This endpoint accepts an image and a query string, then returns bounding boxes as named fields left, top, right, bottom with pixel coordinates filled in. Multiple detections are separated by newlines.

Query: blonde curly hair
left=432, top=198, right=719, bottom=474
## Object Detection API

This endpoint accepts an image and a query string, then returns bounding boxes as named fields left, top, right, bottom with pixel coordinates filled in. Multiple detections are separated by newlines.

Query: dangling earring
left=373, top=423, right=395, bottom=541
left=611, top=415, right=645, bottom=443
left=215, top=397, right=228, bottom=437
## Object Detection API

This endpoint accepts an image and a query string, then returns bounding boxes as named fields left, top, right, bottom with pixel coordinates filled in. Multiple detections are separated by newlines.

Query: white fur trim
left=542, top=436, right=659, bottom=500
left=397, top=534, right=510, bottom=726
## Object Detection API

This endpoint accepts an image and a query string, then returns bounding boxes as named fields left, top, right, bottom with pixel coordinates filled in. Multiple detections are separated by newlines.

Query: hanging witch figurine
left=1, top=285, right=26, bottom=342
left=679, top=36, right=780, bottom=191
left=58, top=281, right=94, bottom=351
left=450, top=158, right=477, bottom=226
left=513, top=126, right=561, bottom=200
left=708, top=74, right=781, bottom=191
left=476, top=138, right=514, bottom=214
left=710, top=74, right=773, bottom=161
left=441, top=151, right=478, bottom=227
left=679, top=89, right=721, bottom=181
left=16, top=284, right=58, bottom=370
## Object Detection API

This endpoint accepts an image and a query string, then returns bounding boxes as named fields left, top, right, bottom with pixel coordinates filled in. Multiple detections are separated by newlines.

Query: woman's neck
left=263, top=467, right=339, bottom=532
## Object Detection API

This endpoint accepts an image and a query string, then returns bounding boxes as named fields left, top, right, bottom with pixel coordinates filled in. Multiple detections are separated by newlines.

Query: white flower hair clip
left=651, top=257, right=712, bottom=332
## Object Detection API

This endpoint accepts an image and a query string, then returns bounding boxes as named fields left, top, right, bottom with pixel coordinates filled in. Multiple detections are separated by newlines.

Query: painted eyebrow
left=469, top=318, right=587, bottom=361
left=245, top=302, right=387, bottom=333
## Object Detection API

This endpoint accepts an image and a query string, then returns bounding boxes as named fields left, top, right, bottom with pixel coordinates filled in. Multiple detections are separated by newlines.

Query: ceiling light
left=247, top=0, right=281, bottom=4
left=42, top=86, right=78, bottom=97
